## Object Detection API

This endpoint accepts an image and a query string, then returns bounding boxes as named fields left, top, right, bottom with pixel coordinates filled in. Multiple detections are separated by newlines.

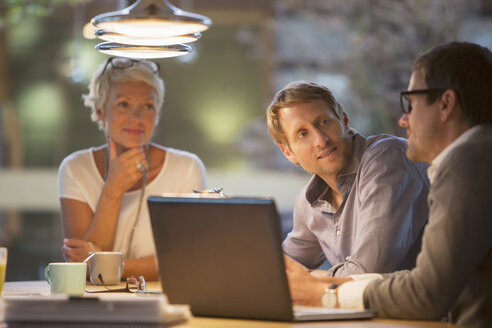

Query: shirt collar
left=339, top=130, right=366, bottom=177
left=427, top=125, right=482, bottom=184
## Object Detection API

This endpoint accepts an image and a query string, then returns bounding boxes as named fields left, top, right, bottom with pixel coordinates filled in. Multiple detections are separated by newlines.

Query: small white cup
left=88, top=252, right=124, bottom=285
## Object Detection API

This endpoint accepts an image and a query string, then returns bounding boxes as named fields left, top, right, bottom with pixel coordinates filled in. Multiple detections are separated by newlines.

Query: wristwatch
left=321, top=284, right=339, bottom=308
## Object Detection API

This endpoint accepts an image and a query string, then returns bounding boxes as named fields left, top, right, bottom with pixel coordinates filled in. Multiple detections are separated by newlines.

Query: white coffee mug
left=88, top=252, right=124, bottom=285
left=45, top=262, right=86, bottom=296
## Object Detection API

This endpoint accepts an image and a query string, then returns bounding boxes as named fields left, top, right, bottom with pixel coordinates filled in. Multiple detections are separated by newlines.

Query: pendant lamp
left=90, top=0, right=212, bottom=59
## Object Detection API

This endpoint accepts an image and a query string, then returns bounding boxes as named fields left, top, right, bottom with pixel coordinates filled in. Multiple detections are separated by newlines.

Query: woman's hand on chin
left=62, top=238, right=101, bottom=262
left=105, top=137, right=147, bottom=194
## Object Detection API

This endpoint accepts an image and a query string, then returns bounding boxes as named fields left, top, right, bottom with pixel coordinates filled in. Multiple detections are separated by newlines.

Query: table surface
left=2, top=281, right=459, bottom=328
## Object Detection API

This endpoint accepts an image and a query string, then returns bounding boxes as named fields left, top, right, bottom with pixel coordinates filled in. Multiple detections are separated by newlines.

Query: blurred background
left=0, top=0, right=491, bottom=280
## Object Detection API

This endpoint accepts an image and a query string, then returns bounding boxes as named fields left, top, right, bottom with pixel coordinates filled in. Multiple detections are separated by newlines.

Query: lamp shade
left=92, top=0, right=212, bottom=38
left=95, top=30, right=201, bottom=46
left=95, top=42, right=192, bottom=59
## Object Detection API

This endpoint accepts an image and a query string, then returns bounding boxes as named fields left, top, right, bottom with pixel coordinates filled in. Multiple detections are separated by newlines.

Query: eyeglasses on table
left=85, top=274, right=156, bottom=294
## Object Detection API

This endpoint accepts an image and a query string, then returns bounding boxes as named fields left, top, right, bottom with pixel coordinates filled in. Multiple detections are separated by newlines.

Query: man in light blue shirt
left=266, top=81, right=430, bottom=277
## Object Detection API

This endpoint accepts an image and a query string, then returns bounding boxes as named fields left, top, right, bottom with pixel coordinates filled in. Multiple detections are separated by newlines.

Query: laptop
left=147, top=196, right=374, bottom=321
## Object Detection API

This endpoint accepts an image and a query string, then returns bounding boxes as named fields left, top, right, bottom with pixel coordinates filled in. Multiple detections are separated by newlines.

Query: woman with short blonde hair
left=59, top=57, right=206, bottom=281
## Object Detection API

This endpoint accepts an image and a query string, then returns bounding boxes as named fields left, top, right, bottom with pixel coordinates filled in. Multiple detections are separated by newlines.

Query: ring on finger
left=136, top=162, right=146, bottom=173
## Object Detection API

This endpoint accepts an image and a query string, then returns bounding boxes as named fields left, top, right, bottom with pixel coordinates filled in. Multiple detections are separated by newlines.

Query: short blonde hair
left=83, top=58, right=165, bottom=130
left=266, top=81, right=343, bottom=145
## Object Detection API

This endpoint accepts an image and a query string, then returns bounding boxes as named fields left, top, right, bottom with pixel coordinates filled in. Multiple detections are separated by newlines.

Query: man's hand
left=309, top=269, right=329, bottom=277
left=284, top=255, right=353, bottom=306
left=284, top=255, right=327, bottom=306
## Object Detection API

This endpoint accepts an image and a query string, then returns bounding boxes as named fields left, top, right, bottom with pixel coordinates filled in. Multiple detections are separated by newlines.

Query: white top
left=58, top=146, right=207, bottom=259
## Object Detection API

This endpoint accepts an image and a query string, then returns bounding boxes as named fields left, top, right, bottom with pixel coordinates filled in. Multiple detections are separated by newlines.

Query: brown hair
left=414, top=42, right=492, bottom=125
left=266, top=81, right=343, bottom=145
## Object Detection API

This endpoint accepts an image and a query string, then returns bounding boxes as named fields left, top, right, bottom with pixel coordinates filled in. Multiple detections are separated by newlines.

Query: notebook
left=147, top=196, right=374, bottom=321
left=2, top=293, right=191, bottom=325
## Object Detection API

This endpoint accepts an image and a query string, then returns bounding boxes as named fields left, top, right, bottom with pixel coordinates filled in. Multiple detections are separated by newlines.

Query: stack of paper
left=1, top=293, right=191, bottom=326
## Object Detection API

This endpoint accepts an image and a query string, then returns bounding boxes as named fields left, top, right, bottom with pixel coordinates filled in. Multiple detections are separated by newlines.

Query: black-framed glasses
left=85, top=274, right=147, bottom=293
left=98, top=57, right=160, bottom=81
left=400, top=88, right=447, bottom=114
